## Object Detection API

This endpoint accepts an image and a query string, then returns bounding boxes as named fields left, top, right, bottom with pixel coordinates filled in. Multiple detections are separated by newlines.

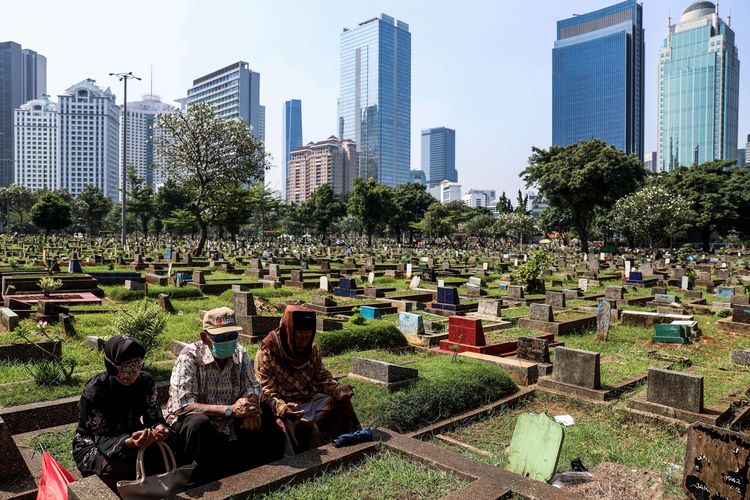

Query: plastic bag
left=37, top=451, right=75, bottom=500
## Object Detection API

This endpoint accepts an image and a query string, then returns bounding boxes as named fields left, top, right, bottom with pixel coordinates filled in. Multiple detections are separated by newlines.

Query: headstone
left=652, top=287, right=667, bottom=296
left=596, top=299, right=611, bottom=341
left=681, top=276, right=690, bottom=290
left=68, top=254, right=83, bottom=273
left=312, top=295, right=336, bottom=307
left=158, top=293, right=176, bottom=314
left=437, top=287, right=459, bottom=305
left=59, top=313, right=75, bottom=336
left=685, top=290, right=703, bottom=299
left=124, top=280, right=144, bottom=291
left=192, top=270, right=206, bottom=285
left=552, top=347, right=601, bottom=389
left=545, top=291, right=565, bottom=308
left=437, top=279, right=445, bottom=288
left=646, top=368, right=703, bottom=413
left=367, top=272, right=375, bottom=285
left=654, top=294, right=677, bottom=304
left=732, top=305, right=750, bottom=324
left=0, top=307, right=19, bottom=332
left=398, top=312, right=424, bottom=336
left=350, top=358, right=418, bottom=390
left=683, top=423, right=750, bottom=500
left=625, top=260, right=631, bottom=278
left=409, top=276, right=421, bottom=290
left=359, top=306, right=382, bottom=320
left=319, top=276, right=330, bottom=291
left=233, top=292, right=256, bottom=316
left=516, top=336, right=550, bottom=363
left=529, top=303, right=554, bottom=322
left=477, top=299, right=502, bottom=317
left=406, top=263, right=413, bottom=278
left=717, top=286, right=735, bottom=299
left=507, top=285, right=524, bottom=299
left=577, top=278, right=588, bottom=293
left=447, top=316, right=485, bottom=346
left=732, top=349, right=750, bottom=366
left=604, top=286, right=624, bottom=300
left=506, top=413, right=564, bottom=483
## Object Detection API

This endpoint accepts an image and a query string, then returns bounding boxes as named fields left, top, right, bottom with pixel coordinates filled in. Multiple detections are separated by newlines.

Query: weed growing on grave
left=109, top=299, right=167, bottom=355
left=14, top=319, right=77, bottom=386
left=348, top=306, right=366, bottom=325
left=714, top=309, right=730, bottom=319
left=450, top=334, right=462, bottom=362
left=38, top=276, right=63, bottom=296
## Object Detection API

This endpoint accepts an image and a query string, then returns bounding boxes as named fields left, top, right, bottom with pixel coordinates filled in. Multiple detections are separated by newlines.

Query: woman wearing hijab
left=72, top=335, right=170, bottom=490
left=255, top=305, right=360, bottom=454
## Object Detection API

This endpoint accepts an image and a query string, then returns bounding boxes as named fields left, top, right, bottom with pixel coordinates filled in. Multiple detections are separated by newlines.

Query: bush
left=108, top=286, right=202, bottom=302
left=367, top=359, right=517, bottom=432
left=316, top=324, right=408, bottom=356
left=108, top=299, right=167, bottom=355
left=715, top=309, right=730, bottom=319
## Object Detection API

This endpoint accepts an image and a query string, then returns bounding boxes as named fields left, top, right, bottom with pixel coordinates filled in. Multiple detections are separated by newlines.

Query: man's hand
left=232, top=397, right=255, bottom=418
left=240, top=414, right=262, bottom=431
left=334, top=384, right=355, bottom=401
left=282, top=402, right=305, bottom=420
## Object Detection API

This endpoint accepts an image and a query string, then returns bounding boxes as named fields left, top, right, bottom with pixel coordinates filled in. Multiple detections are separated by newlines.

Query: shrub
left=108, top=286, right=202, bottom=302
left=367, top=360, right=517, bottom=432
left=38, top=276, right=63, bottom=295
left=108, top=299, right=167, bottom=355
left=316, top=324, right=408, bottom=356
left=715, top=309, right=730, bottom=319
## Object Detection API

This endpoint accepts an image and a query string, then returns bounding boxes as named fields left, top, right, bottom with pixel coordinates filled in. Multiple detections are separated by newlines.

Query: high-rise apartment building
left=552, top=0, right=644, bottom=160
left=258, top=105, right=265, bottom=142
left=421, top=127, right=456, bottom=187
left=657, top=2, right=740, bottom=171
left=287, top=136, right=357, bottom=204
left=14, top=96, right=58, bottom=191
left=120, top=94, right=177, bottom=190
left=338, top=14, right=411, bottom=187
left=643, top=151, right=657, bottom=173
left=746, top=134, right=750, bottom=168
left=0, top=41, right=46, bottom=185
left=187, top=61, right=263, bottom=140
left=283, top=99, right=303, bottom=201
left=58, top=79, right=120, bottom=199
left=463, top=189, right=496, bottom=209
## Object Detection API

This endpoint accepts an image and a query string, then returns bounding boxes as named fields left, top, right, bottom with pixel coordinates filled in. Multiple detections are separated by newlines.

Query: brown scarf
left=261, top=305, right=317, bottom=368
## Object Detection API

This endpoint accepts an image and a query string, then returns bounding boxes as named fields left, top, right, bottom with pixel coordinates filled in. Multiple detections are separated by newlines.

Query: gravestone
left=652, top=287, right=667, bottom=296
left=654, top=294, right=677, bottom=304
left=545, top=291, right=565, bottom=308
left=625, top=260, right=631, bottom=278
left=124, top=280, right=144, bottom=291
left=158, top=293, right=176, bottom=314
left=516, top=336, right=550, bottom=363
left=507, top=285, right=524, bottom=299
left=359, top=306, right=382, bottom=320
left=733, top=305, right=750, bottom=324
left=59, top=313, right=75, bottom=336
left=604, top=286, right=624, bottom=300
left=477, top=299, right=502, bottom=317
left=406, top=263, right=413, bottom=278
left=233, top=292, right=256, bottom=316
left=732, top=349, right=750, bottom=366
left=506, top=413, right=564, bottom=483
left=319, top=276, right=330, bottom=292
left=409, top=276, right=421, bottom=289
left=684, top=423, right=750, bottom=500
left=68, top=253, right=83, bottom=273
left=398, top=312, right=425, bottom=336
left=312, top=295, right=336, bottom=307
left=351, top=358, right=418, bottom=390
left=552, top=347, right=600, bottom=389
left=716, top=286, right=735, bottom=299
left=596, top=299, right=611, bottom=341
left=646, top=368, right=703, bottom=413
left=0, top=307, right=19, bottom=332
left=529, top=303, right=554, bottom=322
left=685, top=290, right=703, bottom=299
left=577, top=278, right=588, bottom=293
left=367, top=272, right=375, bottom=285
left=192, top=271, right=206, bottom=285
left=446, top=316, right=485, bottom=347
left=437, top=287, right=459, bottom=305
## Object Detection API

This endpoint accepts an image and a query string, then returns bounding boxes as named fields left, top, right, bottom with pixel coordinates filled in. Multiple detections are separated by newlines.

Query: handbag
left=117, top=441, right=196, bottom=500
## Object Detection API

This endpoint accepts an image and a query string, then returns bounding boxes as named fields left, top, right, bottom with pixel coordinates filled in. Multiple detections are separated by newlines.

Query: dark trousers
left=171, top=404, right=284, bottom=484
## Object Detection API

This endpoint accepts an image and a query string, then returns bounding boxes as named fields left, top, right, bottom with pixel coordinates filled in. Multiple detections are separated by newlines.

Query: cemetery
left=0, top=237, right=750, bottom=499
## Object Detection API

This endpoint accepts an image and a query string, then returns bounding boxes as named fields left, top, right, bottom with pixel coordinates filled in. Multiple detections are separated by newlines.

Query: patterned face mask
left=116, top=358, right=143, bottom=385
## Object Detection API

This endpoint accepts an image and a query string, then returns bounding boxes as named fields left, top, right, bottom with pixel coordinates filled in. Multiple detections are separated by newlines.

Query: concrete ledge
left=536, top=377, right=612, bottom=402
left=0, top=340, right=61, bottom=363
left=517, top=315, right=596, bottom=335
left=624, top=395, right=732, bottom=426
left=67, top=474, right=119, bottom=500
left=716, top=318, right=750, bottom=335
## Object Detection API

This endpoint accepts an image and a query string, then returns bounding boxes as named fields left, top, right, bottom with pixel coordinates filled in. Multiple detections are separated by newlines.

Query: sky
left=2, top=0, right=749, bottom=197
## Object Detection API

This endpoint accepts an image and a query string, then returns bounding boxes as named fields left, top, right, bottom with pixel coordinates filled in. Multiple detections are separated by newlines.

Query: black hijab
left=83, top=335, right=147, bottom=403
left=103, top=335, right=146, bottom=376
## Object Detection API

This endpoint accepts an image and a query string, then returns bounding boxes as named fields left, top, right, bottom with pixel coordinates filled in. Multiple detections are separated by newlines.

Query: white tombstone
left=367, top=272, right=375, bottom=285
left=599, top=252, right=605, bottom=260
left=578, top=278, right=588, bottom=293
left=665, top=258, right=670, bottom=265
left=319, top=276, right=329, bottom=291
left=167, top=263, right=173, bottom=276
left=482, top=262, right=488, bottom=271
left=406, top=263, right=413, bottom=278
left=681, top=276, right=689, bottom=291
left=438, top=279, right=445, bottom=288
left=523, top=254, right=528, bottom=262
left=514, top=258, right=519, bottom=267
left=409, top=276, right=421, bottom=289
left=624, top=261, right=631, bottom=279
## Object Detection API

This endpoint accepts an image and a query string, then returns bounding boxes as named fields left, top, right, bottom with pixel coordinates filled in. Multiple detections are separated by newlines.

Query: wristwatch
left=224, top=405, right=233, bottom=418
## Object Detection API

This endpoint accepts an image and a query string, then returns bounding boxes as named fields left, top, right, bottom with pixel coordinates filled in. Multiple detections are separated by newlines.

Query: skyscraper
left=187, top=61, right=263, bottom=140
left=0, top=41, right=46, bottom=186
left=552, top=0, right=644, bottom=160
left=657, top=2, right=740, bottom=171
left=119, top=94, right=177, bottom=190
left=286, top=136, right=357, bottom=204
left=58, top=79, right=120, bottom=199
left=338, top=13, right=411, bottom=187
left=14, top=96, right=58, bottom=191
left=282, top=99, right=302, bottom=201
left=421, top=127, right=456, bottom=187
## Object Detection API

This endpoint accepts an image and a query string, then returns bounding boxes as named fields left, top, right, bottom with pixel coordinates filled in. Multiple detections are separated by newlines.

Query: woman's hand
left=152, top=424, right=170, bottom=441
left=132, top=428, right=158, bottom=449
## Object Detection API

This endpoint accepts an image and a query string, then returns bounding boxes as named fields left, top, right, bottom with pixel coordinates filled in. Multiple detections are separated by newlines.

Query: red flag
left=37, top=451, right=75, bottom=500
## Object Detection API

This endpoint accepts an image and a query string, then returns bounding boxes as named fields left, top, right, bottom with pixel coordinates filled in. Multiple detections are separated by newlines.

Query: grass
left=25, top=427, right=77, bottom=471
left=258, top=448, right=466, bottom=500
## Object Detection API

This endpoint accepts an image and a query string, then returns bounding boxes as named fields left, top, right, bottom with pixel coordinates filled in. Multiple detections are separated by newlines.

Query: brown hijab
left=261, top=305, right=317, bottom=368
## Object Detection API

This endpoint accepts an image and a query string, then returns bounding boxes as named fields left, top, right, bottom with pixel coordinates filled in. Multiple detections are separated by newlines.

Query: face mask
left=212, top=339, right=237, bottom=359
left=115, top=358, right=142, bottom=386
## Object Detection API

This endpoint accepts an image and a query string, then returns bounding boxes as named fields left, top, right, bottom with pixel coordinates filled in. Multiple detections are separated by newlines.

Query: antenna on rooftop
left=728, top=9, right=732, bottom=26
left=150, top=64, right=153, bottom=97
left=668, top=10, right=671, bottom=27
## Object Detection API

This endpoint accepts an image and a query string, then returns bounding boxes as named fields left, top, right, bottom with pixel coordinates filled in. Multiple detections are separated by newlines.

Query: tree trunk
left=701, top=227, right=711, bottom=252
left=194, top=215, right=208, bottom=256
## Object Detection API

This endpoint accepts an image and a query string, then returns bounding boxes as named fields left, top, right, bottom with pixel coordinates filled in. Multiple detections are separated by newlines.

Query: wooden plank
left=506, top=412, right=564, bottom=483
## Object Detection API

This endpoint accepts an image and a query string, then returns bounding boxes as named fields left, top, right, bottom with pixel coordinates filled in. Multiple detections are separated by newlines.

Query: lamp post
left=109, top=72, right=141, bottom=246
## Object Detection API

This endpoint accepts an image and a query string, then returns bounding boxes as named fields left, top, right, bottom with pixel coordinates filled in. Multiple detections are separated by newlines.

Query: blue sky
left=4, top=0, right=748, bottom=197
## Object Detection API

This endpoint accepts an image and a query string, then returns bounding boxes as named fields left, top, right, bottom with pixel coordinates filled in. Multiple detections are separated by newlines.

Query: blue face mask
left=211, top=339, right=237, bottom=359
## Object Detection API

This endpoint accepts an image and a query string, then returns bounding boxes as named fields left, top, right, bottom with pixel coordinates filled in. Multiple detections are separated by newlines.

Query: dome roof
left=680, top=1, right=715, bottom=22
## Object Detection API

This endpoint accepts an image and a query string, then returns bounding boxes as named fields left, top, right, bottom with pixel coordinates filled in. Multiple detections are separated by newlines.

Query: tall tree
left=391, top=183, right=434, bottom=244
left=348, top=177, right=394, bottom=246
left=515, top=189, right=529, bottom=215
left=125, top=168, right=155, bottom=237
left=0, top=185, right=37, bottom=231
left=211, top=184, right=254, bottom=241
left=496, top=192, right=514, bottom=214
left=298, top=184, right=346, bottom=242
left=156, top=103, right=267, bottom=255
left=31, top=191, right=72, bottom=241
left=521, top=139, right=644, bottom=253
left=153, top=179, right=192, bottom=238
left=74, top=185, right=112, bottom=236
left=246, top=185, right=283, bottom=238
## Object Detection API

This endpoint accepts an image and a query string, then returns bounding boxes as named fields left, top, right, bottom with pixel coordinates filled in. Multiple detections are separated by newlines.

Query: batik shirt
left=72, top=371, right=164, bottom=476
left=255, top=344, right=339, bottom=417
left=167, top=340, right=261, bottom=440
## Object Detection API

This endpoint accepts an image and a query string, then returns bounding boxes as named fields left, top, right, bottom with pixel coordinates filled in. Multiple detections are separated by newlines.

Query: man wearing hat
left=167, top=307, right=284, bottom=483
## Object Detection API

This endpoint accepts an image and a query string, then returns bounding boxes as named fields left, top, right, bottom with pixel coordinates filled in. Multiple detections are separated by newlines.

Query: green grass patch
left=316, top=323, right=408, bottom=356
left=25, top=427, right=77, bottom=471
left=108, top=286, right=203, bottom=302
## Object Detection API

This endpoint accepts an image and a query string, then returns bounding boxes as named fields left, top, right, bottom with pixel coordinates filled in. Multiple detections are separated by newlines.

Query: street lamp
left=109, top=72, right=141, bottom=246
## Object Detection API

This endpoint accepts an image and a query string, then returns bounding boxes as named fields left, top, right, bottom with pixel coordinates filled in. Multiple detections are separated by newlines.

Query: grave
left=544, top=291, right=565, bottom=308
left=683, top=423, right=750, bottom=500
left=625, top=368, right=731, bottom=426
left=426, top=287, right=478, bottom=316
left=436, top=316, right=507, bottom=355
left=621, top=310, right=695, bottom=328
left=349, top=358, right=418, bottom=391
left=716, top=305, right=750, bottom=334
left=517, top=303, right=596, bottom=335
left=651, top=323, right=692, bottom=344
left=506, top=413, right=564, bottom=483
left=359, top=306, right=382, bottom=320
left=334, top=277, right=361, bottom=298
left=596, top=299, right=611, bottom=341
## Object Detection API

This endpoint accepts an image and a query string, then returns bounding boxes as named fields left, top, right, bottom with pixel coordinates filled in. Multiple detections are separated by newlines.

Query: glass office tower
left=657, top=2, right=740, bottom=171
left=283, top=99, right=302, bottom=201
left=338, top=14, right=411, bottom=187
left=552, top=0, right=644, bottom=160
left=421, top=127, right=456, bottom=187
